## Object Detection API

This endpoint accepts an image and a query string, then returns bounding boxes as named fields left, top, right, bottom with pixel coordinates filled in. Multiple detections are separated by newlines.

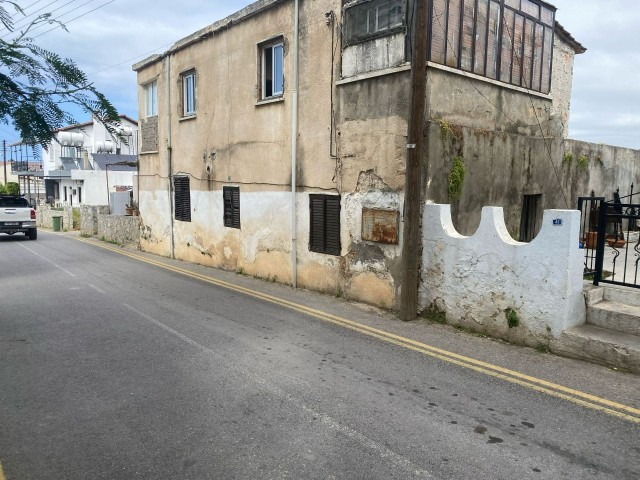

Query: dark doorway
left=520, top=194, right=543, bottom=242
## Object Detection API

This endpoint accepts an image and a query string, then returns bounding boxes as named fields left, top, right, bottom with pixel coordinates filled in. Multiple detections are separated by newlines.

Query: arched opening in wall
left=519, top=194, right=543, bottom=242
left=451, top=205, right=482, bottom=237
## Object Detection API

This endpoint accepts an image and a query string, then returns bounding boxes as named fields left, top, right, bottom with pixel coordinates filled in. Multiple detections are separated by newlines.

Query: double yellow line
left=74, top=237, right=640, bottom=424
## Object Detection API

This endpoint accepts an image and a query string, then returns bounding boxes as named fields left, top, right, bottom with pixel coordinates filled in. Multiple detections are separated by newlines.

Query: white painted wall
left=419, top=204, right=585, bottom=345
left=71, top=170, right=136, bottom=206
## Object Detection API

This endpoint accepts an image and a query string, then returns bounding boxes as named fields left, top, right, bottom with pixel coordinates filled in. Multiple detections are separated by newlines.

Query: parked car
left=0, top=195, right=37, bottom=240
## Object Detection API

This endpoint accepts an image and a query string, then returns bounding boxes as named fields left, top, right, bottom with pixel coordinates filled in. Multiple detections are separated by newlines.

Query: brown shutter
left=174, top=176, right=191, bottom=222
left=223, top=186, right=240, bottom=229
left=309, top=194, right=341, bottom=256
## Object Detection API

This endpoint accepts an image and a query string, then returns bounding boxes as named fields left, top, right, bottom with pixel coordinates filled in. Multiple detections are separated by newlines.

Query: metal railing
left=579, top=186, right=640, bottom=288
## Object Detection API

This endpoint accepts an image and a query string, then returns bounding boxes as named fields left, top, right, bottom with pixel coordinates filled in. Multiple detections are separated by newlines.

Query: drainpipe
left=166, top=54, right=175, bottom=259
left=290, top=0, right=299, bottom=288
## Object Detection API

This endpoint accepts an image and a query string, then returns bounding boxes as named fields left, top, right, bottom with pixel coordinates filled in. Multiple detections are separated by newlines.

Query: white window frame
left=145, top=80, right=157, bottom=118
left=261, top=41, right=284, bottom=99
left=182, top=71, right=197, bottom=116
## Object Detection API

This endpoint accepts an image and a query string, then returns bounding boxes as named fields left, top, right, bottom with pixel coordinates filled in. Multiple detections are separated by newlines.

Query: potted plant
left=125, top=200, right=137, bottom=216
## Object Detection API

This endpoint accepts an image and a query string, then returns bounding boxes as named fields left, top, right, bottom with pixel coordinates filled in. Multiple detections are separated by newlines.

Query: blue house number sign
left=553, top=218, right=563, bottom=226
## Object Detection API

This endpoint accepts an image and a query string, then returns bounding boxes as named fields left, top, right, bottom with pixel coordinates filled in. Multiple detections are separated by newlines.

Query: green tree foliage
left=0, top=1, right=120, bottom=147
left=0, top=181, right=19, bottom=194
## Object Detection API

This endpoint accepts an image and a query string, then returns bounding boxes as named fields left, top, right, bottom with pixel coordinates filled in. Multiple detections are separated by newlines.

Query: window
left=309, top=194, right=341, bottom=256
left=344, top=0, right=404, bottom=46
left=429, top=0, right=555, bottom=94
left=78, top=186, right=82, bottom=204
left=223, top=186, right=240, bottom=229
left=145, top=80, right=157, bottom=117
left=174, top=176, right=191, bottom=222
left=61, top=146, right=79, bottom=158
left=63, top=186, right=68, bottom=202
left=261, top=41, right=284, bottom=99
left=182, top=71, right=196, bottom=116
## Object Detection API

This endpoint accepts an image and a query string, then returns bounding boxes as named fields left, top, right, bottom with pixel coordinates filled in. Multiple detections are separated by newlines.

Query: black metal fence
left=578, top=186, right=640, bottom=288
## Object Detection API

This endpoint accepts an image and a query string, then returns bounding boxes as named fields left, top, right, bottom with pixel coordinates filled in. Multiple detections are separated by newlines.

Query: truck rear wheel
left=28, top=229, right=37, bottom=240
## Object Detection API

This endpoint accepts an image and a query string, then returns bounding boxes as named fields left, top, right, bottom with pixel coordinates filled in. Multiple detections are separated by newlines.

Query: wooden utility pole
left=400, top=0, right=430, bottom=321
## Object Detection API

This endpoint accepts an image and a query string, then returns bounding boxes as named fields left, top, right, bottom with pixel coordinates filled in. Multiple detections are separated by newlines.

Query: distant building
left=39, top=115, right=139, bottom=208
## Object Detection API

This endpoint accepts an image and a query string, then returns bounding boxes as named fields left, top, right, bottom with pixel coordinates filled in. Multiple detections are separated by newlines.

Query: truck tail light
left=30, top=209, right=36, bottom=219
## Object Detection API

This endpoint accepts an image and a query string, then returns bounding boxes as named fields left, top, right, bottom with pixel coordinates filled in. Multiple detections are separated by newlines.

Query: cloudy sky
left=0, top=0, right=638, bottom=149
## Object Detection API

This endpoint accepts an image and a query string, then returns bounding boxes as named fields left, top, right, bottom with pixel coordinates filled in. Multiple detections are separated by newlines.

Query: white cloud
left=1, top=0, right=639, bottom=150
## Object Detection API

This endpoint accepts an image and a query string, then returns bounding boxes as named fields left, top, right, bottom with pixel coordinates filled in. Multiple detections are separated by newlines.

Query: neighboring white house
left=39, top=115, right=139, bottom=208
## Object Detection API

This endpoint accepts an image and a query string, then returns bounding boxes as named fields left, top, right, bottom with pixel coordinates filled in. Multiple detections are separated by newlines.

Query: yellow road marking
left=0, top=460, right=6, bottom=480
left=73, top=236, right=640, bottom=424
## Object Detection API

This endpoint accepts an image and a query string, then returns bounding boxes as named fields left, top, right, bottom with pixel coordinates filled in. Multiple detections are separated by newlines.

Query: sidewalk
left=68, top=231, right=640, bottom=411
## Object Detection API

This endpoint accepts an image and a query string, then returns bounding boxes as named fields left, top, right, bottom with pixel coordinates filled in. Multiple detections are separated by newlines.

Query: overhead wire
left=30, top=0, right=114, bottom=39
left=17, top=0, right=91, bottom=37
left=1, top=0, right=63, bottom=38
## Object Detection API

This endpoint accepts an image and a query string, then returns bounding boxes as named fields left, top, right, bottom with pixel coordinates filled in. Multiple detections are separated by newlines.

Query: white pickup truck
left=0, top=195, right=38, bottom=240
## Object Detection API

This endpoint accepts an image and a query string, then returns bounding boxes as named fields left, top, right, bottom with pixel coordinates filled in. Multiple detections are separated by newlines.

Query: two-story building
left=133, top=0, right=589, bottom=309
left=41, top=115, right=139, bottom=209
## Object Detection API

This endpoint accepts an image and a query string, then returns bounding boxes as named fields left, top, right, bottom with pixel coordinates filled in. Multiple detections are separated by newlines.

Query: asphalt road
left=0, top=232, right=638, bottom=480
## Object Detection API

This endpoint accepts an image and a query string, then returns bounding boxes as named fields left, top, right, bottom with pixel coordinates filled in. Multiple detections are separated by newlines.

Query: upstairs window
left=261, top=41, right=284, bottom=99
left=182, top=70, right=196, bottom=116
left=344, top=0, right=405, bottom=46
left=174, top=176, right=191, bottom=222
left=145, top=80, right=157, bottom=117
left=309, top=194, right=341, bottom=256
left=223, top=186, right=240, bottom=229
left=429, top=0, right=555, bottom=94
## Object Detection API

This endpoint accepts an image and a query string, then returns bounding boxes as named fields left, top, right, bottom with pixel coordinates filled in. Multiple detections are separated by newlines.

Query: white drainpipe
left=290, top=0, right=300, bottom=288
left=166, top=54, right=175, bottom=259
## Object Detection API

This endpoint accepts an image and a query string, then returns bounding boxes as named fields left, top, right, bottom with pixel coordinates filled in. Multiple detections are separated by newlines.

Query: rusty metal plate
left=362, top=208, right=399, bottom=244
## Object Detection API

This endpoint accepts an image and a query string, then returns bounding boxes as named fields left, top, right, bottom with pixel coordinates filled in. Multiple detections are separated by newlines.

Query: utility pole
left=2, top=140, right=7, bottom=186
left=400, top=0, right=430, bottom=321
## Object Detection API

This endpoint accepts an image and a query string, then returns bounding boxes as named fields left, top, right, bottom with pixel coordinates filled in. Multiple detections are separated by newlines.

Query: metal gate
left=578, top=186, right=640, bottom=288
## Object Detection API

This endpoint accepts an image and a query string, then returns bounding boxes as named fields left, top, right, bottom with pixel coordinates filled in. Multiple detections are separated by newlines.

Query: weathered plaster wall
left=563, top=139, right=640, bottom=198
left=550, top=37, right=577, bottom=138
left=420, top=204, right=585, bottom=347
left=97, top=214, right=141, bottom=246
left=341, top=33, right=406, bottom=78
left=427, top=66, right=555, bottom=137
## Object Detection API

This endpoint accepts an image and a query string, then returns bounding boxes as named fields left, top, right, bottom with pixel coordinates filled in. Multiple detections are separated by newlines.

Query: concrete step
left=603, top=285, right=640, bottom=308
left=557, top=325, right=640, bottom=374
left=583, top=283, right=604, bottom=306
left=587, top=301, right=640, bottom=336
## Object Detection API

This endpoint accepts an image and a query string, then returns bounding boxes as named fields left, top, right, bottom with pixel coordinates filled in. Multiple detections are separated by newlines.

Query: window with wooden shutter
left=309, top=194, right=341, bottom=256
left=223, top=186, right=240, bottom=229
left=174, top=176, right=191, bottom=222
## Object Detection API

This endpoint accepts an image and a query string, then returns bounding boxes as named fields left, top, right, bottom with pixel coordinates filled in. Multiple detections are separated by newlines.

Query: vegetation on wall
left=505, top=308, right=520, bottom=328
left=577, top=154, right=589, bottom=172
left=562, top=152, right=573, bottom=167
left=448, top=156, right=465, bottom=201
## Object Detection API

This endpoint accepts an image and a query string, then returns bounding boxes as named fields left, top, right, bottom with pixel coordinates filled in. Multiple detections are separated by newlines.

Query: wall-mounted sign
left=553, top=218, right=563, bottom=226
left=362, top=208, right=399, bottom=244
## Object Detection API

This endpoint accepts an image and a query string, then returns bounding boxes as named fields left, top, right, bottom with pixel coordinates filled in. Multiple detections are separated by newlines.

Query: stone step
left=588, top=301, right=640, bottom=336
left=603, top=285, right=640, bottom=308
left=558, top=325, right=640, bottom=374
left=583, top=283, right=604, bottom=306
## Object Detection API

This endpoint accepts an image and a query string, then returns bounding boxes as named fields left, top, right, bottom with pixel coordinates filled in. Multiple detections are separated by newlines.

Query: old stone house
left=132, top=0, right=634, bottom=311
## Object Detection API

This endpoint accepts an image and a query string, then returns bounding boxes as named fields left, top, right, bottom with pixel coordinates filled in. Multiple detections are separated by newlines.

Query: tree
left=0, top=181, right=19, bottom=194
left=0, top=1, right=120, bottom=147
